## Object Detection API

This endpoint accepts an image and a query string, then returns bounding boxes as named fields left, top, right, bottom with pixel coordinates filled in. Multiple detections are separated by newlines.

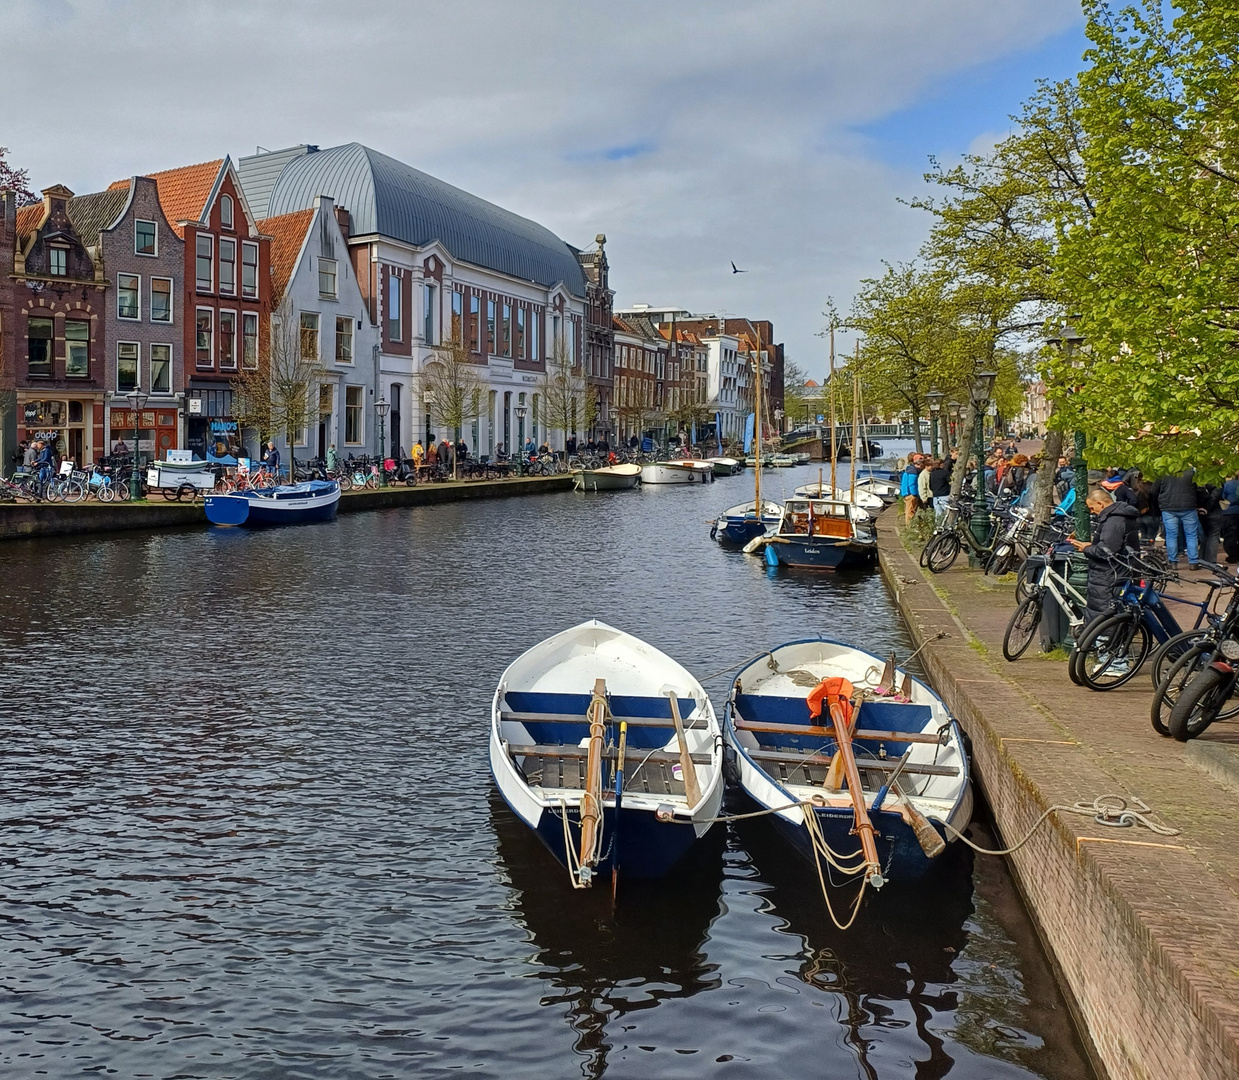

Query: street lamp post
left=968, top=372, right=998, bottom=556
left=926, top=391, right=944, bottom=458
left=1046, top=325, right=1090, bottom=541
left=947, top=402, right=961, bottom=451
left=514, top=404, right=528, bottom=476
left=375, top=395, right=389, bottom=487
left=127, top=388, right=148, bottom=502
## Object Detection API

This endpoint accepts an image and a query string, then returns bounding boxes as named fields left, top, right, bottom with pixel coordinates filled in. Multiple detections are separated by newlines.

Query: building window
left=242, top=242, right=258, bottom=298
left=65, top=320, right=90, bottom=377
left=502, top=303, right=511, bottom=357
left=531, top=311, right=539, bottom=361
left=387, top=274, right=402, bottom=341
left=49, top=247, right=67, bottom=276
left=486, top=298, right=496, bottom=353
left=150, top=344, right=171, bottom=393
left=345, top=385, right=363, bottom=444
left=423, top=283, right=436, bottom=345
left=220, top=193, right=234, bottom=230
left=516, top=307, right=526, bottom=359
left=27, top=318, right=53, bottom=376
left=117, top=342, right=139, bottom=391
left=319, top=258, right=337, bottom=299
left=195, top=234, right=213, bottom=292
left=219, top=238, right=236, bottom=295
left=196, top=308, right=213, bottom=367
left=219, top=311, right=236, bottom=369
left=451, top=290, right=463, bottom=343
left=470, top=294, right=481, bottom=352
left=300, top=312, right=319, bottom=361
left=135, top=220, right=156, bottom=256
left=241, top=312, right=258, bottom=369
left=117, top=273, right=140, bottom=320
left=336, top=316, right=353, bottom=364
left=151, top=277, right=173, bottom=323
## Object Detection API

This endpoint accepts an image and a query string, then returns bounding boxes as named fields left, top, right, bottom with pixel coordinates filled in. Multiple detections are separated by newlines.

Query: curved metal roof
left=264, top=143, right=585, bottom=296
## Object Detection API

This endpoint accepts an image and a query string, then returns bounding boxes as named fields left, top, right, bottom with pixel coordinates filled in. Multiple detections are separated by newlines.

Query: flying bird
left=731, top=261, right=747, bottom=274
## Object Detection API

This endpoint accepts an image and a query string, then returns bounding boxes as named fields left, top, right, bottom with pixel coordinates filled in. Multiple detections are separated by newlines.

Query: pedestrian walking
left=326, top=443, right=338, bottom=471
left=1153, top=467, right=1201, bottom=567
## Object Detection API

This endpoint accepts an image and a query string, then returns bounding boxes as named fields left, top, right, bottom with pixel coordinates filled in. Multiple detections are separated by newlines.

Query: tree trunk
left=1031, top=426, right=1065, bottom=526
left=949, top=404, right=978, bottom=498
left=912, top=415, right=924, bottom=455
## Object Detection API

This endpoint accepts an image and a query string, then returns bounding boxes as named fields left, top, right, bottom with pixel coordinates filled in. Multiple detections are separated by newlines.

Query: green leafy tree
left=419, top=332, right=487, bottom=479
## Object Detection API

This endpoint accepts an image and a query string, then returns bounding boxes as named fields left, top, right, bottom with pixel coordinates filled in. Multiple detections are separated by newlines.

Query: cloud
left=0, top=0, right=1083, bottom=378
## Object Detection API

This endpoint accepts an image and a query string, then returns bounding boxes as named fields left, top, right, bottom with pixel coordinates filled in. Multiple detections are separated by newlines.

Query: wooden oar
left=891, top=774, right=946, bottom=858
left=611, top=718, right=628, bottom=902
left=667, top=691, right=703, bottom=808
left=829, top=696, right=884, bottom=888
left=578, top=678, right=608, bottom=885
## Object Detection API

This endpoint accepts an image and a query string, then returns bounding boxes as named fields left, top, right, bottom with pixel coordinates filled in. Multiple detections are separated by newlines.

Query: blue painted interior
left=733, top=694, right=931, bottom=755
left=505, top=690, right=695, bottom=748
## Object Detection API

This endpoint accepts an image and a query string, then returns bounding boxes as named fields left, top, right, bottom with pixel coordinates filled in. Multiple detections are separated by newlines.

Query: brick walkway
left=878, top=522, right=1239, bottom=1080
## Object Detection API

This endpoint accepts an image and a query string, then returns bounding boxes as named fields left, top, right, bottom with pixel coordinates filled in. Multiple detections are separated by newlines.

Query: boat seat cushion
left=733, top=694, right=933, bottom=754
left=504, top=690, right=695, bottom=749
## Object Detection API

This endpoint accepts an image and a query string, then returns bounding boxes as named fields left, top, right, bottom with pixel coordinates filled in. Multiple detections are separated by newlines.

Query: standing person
left=916, top=456, right=932, bottom=511
left=928, top=458, right=952, bottom=516
left=900, top=456, right=922, bottom=524
left=264, top=440, right=281, bottom=476
left=1198, top=481, right=1224, bottom=564
left=1100, top=468, right=1138, bottom=506
left=426, top=439, right=439, bottom=470
left=1221, top=470, right=1239, bottom=564
left=326, top=443, right=338, bottom=472
left=1130, top=473, right=1159, bottom=544
left=441, top=438, right=454, bottom=474
left=1153, top=467, right=1201, bottom=568
left=412, top=440, right=424, bottom=468
left=1068, top=487, right=1142, bottom=627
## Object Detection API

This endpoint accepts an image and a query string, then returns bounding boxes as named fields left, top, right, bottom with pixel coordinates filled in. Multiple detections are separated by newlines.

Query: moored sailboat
left=763, top=497, right=877, bottom=569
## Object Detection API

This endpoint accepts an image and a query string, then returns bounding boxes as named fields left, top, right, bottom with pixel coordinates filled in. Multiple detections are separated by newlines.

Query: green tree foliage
left=1049, top=0, right=1239, bottom=479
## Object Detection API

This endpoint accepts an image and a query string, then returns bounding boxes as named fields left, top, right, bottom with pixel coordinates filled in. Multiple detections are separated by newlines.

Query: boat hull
left=708, top=457, right=742, bottom=476
left=204, top=481, right=341, bottom=527
left=641, top=462, right=713, bottom=484
left=766, top=537, right=876, bottom=570
left=573, top=464, right=641, bottom=491
left=716, top=516, right=778, bottom=545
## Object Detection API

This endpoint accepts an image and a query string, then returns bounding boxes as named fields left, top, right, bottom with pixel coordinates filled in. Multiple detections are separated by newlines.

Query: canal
left=0, top=478, right=1094, bottom=1079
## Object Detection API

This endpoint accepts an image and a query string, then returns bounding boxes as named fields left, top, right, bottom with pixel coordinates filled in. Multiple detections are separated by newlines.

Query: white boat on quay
left=572, top=463, right=642, bottom=491
left=641, top=460, right=714, bottom=485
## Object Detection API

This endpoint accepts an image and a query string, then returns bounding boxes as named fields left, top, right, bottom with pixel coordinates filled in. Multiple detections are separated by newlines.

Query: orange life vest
left=806, top=676, right=855, bottom=728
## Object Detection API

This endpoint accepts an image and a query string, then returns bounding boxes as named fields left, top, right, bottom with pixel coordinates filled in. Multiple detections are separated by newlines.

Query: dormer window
left=49, top=247, right=67, bottom=276
left=220, top=194, right=234, bottom=230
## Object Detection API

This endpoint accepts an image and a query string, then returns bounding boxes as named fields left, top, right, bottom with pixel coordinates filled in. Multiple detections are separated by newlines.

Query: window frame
left=530, top=310, right=539, bottom=362
left=344, top=385, right=364, bottom=445
left=218, top=310, right=237, bottom=370
left=117, top=341, right=140, bottom=392
left=135, top=219, right=157, bottom=257
left=116, top=273, right=141, bottom=321
left=319, top=258, right=338, bottom=300
left=49, top=247, right=67, bottom=276
left=241, top=241, right=258, bottom=299
left=451, top=290, right=464, bottom=344
left=219, top=193, right=234, bottom=230
left=502, top=302, right=511, bottom=357
left=335, top=315, right=354, bottom=364
left=150, top=276, right=173, bottom=323
left=515, top=307, right=526, bottom=359
left=423, top=282, right=436, bottom=345
left=195, top=307, right=214, bottom=368
left=64, top=319, right=90, bottom=378
left=218, top=237, right=236, bottom=296
left=300, top=311, right=320, bottom=362
left=486, top=298, right=496, bottom=354
left=470, top=294, right=481, bottom=352
left=149, top=343, right=172, bottom=394
left=387, top=272, right=402, bottom=342
left=242, top=312, right=259, bottom=370
left=27, top=318, right=54, bottom=377
left=195, top=234, right=214, bottom=293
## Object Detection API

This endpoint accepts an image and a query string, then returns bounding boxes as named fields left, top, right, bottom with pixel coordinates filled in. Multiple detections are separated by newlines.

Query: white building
left=240, top=143, right=590, bottom=459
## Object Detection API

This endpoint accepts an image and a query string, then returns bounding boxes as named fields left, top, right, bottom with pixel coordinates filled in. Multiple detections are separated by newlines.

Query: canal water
left=0, top=477, right=1093, bottom=1080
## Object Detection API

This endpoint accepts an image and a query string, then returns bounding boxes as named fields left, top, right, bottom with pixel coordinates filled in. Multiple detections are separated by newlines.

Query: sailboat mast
left=753, top=340, right=762, bottom=511
left=829, top=326, right=837, bottom=493
left=850, top=341, right=859, bottom=501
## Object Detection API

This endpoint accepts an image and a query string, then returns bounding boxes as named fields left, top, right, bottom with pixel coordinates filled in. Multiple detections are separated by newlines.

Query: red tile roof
left=259, top=208, right=315, bottom=304
left=15, top=203, right=44, bottom=242
left=110, top=159, right=224, bottom=237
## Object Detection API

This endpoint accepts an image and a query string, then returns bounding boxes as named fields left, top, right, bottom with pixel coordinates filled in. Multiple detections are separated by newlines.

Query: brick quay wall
left=876, top=522, right=1239, bottom=1080
left=0, top=476, right=574, bottom=541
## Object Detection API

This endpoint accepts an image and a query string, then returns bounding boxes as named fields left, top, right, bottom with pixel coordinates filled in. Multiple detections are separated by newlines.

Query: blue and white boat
left=490, top=620, right=724, bottom=885
left=713, top=499, right=783, bottom=546
left=204, top=479, right=341, bottom=527
left=764, top=497, right=877, bottom=570
left=725, top=638, right=972, bottom=884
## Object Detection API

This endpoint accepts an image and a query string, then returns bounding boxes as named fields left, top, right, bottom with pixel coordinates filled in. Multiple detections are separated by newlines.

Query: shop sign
left=207, top=419, right=242, bottom=465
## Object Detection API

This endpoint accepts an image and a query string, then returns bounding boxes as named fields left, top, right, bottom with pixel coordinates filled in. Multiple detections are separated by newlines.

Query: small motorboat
left=490, top=620, right=724, bottom=885
left=707, top=456, right=743, bottom=477
left=770, top=453, right=797, bottom=468
left=744, top=454, right=774, bottom=469
left=764, top=497, right=877, bottom=570
left=204, top=479, right=341, bottom=526
left=641, top=460, right=714, bottom=485
left=851, top=475, right=900, bottom=504
left=725, top=637, right=972, bottom=887
left=712, top=499, right=783, bottom=546
left=572, top=463, right=642, bottom=491
left=791, top=452, right=813, bottom=465
left=794, top=482, right=884, bottom=514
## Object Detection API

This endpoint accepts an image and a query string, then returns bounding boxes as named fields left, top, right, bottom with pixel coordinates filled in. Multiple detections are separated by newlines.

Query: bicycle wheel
left=62, top=481, right=85, bottom=504
left=1003, top=594, right=1043, bottom=661
left=1168, top=662, right=1237, bottom=741
left=986, top=541, right=1019, bottom=577
left=1151, top=642, right=1212, bottom=736
left=1076, top=612, right=1151, bottom=690
left=923, top=533, right=962, bottom=574
left=1015, top=561, right=1039, bottom=603
left=1150, top=629, right=1209, bottom=688
left=97, top=483, right=115, bottom=502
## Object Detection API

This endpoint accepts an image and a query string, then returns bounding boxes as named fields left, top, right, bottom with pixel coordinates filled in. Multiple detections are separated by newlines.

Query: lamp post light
left=926, top=391, right=944, bottom=458
left=514, top=404, right=528, bottom=476
left=947, top=402, right=961, bottom=451
left=127, top=388, right=148, bottom=502
left=1046, top=324, right=1090, bottom=541
left=375, top=395, right=390, bottom=487
left=968, top=372, right=998, bottom=555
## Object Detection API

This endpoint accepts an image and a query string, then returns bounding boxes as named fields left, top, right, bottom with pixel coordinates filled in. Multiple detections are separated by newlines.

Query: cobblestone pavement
left=879, top=520, right=1239, bottom=1080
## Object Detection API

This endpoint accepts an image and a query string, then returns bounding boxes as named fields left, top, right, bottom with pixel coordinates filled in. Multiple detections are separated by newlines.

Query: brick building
left=3, top=185, right=108, bottom=465
left=575, top=235, right=614, bottom=442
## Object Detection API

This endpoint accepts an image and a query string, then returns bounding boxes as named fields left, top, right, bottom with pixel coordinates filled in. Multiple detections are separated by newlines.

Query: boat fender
left=765, top=543, right=778, bottom=567
left=710, top=523, right=717, bottom=540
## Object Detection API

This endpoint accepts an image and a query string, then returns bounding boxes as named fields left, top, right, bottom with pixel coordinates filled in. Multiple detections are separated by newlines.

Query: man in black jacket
left=1069, top=487, right=1142, bottom=626
left=1152, top=467, right=1200, bottom=567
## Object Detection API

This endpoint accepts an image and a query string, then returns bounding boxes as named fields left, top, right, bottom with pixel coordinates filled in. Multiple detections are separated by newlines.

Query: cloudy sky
left=4, top=0, right=1088, bottom=378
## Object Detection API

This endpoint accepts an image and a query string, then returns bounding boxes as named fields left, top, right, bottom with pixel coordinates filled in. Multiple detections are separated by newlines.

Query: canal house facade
left=239, top=142, right=593, bottom=458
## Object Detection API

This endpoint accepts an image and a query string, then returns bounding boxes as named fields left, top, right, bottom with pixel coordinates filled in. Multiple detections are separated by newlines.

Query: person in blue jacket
left=901, top=456, right=923, bottom=524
